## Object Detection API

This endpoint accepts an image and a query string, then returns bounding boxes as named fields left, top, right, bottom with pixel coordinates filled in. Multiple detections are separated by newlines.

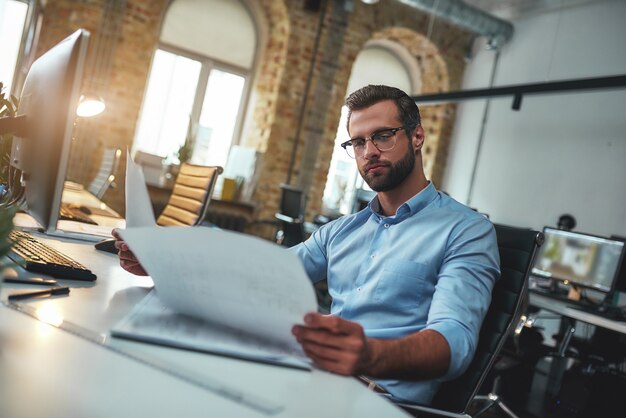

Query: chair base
left=472, top=394, right=520, bottom=418
left=395, top=393, right=521, bottom=418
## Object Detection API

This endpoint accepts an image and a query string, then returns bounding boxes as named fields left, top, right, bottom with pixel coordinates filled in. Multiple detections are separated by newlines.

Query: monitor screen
left=610, top=235, right=626, bottom=293
left=280, top=184, right=305, bottom=219
left=7, top=29, right=89, bottom=232
left=531, top=227, right=625, bottom=293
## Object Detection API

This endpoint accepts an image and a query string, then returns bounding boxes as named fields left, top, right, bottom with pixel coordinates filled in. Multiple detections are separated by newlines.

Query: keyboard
left=7, top=230, right=97, bottom=281
left=59, top=203, right=98, bottom=225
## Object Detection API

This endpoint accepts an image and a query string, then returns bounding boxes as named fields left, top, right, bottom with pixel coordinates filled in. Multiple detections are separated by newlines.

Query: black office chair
left=274, top=184, right=306, bottom=247
left=397, top=224, right=544, bottom=418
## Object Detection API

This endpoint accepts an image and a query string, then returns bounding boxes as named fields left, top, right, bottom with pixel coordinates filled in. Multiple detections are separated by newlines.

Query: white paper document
left=112, top=227, right=318, bottom=368
left=125, top=150, right=156, bottom=227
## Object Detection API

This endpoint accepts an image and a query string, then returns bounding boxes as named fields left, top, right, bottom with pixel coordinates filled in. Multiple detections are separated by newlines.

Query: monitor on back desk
left=531, top=227, right=626, bottom=300
left=610, top=235, right=626, bottom=294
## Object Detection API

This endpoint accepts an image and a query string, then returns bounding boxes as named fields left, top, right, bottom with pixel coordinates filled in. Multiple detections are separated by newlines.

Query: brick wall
left=34, top=0, right=472, bottom=232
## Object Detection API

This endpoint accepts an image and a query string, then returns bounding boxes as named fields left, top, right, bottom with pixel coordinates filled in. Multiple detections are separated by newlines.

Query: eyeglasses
left=340, top=126, right=404, bottom=159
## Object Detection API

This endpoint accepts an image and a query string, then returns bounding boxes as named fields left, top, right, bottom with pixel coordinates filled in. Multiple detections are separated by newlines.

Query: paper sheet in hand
left=125, top=150, right=156, bottom=227
left=113, top=227, right=317, bottom=367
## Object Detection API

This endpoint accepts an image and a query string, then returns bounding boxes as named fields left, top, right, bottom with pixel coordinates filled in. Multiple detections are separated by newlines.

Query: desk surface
left=14, top=187, right=126, bottom=241
left=0, top=234, right=409, bottom=417
left=529, top=292, right=626, bottom=334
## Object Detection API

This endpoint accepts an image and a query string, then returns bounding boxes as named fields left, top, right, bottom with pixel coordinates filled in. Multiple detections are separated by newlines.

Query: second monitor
left=531, top=227, right=625, bottom=294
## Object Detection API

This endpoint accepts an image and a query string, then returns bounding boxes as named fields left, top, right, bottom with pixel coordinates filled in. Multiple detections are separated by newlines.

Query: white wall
left=443, top=0, right=626, bottom=238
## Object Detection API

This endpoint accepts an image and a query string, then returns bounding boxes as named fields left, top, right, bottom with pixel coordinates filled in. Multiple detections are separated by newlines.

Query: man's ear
left=412, top=125, right=425, bottom=152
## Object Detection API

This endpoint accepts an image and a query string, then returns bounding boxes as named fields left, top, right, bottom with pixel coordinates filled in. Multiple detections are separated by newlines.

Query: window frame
left=134, top=41, right=251, bottom=162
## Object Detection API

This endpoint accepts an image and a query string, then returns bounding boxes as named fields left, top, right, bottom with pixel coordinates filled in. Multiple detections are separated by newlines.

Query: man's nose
left=363, top=139, right=380, bottom=159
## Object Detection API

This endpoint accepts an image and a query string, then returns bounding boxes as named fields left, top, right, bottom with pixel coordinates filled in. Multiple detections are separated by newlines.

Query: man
left=115, top=85, right=499, bottom=404
left=288, top=85, right=499, bottom=403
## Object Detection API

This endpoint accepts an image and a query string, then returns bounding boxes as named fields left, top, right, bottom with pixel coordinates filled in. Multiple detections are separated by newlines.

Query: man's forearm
left=362, top=329, right=451, bottom=380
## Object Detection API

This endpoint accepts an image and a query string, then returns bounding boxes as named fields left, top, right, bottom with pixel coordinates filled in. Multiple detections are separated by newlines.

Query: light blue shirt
left=291, top=183, right=500, bottom=404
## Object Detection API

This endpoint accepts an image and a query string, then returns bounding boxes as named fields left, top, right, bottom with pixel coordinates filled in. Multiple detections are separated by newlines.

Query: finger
left=301, top=339, right=360, bottom=364
left=294, top=326, right=355, bottom=351
left=304, top=313, right=363, bottom=335
left=120, top=259, right=138, bottom=270
left=306, top=351, right=354, bottom=376
left=115, top=240, right=130, bottom=252
left=118, top=250, right=138, bottom=261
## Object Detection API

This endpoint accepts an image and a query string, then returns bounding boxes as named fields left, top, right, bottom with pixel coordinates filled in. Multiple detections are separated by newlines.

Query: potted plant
left=0, top=82, right=19, bottom=185
left=0, top=82, right=18, bottom=286
left=176, top=118, right=196, bottom=165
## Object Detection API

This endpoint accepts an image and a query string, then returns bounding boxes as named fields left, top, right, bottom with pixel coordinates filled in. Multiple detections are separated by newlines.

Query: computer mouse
left=78, top=205, right=92, bottom=215
left=94, top=238, right=118, bottom=254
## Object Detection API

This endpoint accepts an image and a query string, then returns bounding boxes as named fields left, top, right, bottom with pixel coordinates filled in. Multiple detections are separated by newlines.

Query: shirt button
left=357, top=287, right=362, bottom=291
left=384, top=223, right=390, bottom=228
left=371, top=254, right=375, bottom=259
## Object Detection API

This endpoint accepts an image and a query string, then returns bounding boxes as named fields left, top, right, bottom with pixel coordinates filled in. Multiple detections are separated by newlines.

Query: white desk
left=13, top=187, right=126, bottom=241
left=0, top=234, right=410, bottom=418
left=62, top=185, right=121, bottom=218
left=529, top=292, right=626, bottom=334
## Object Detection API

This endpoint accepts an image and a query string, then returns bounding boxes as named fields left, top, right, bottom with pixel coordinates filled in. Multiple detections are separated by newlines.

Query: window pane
left=194, top=69, right=245, bottom=167
left=324, top=43, right=413, bottom=215
left=322, top=106, right=365, bottom=214
left=0, top=0, right=28, bottom=94
left=134, top=49, right=201, bottom=157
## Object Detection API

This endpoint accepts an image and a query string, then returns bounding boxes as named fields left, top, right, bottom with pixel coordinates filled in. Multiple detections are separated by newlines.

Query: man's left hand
left=292, top=312, right=374, bottom=375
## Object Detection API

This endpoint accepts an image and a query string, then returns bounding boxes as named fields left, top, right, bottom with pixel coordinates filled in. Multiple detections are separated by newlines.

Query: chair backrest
left=156, top=163, right=223, bottom=227
left=87, top=147, right=122, bottom=199
left=275, top=184, right=306, bottom=247
left=430, top=224, right=544, bottom=414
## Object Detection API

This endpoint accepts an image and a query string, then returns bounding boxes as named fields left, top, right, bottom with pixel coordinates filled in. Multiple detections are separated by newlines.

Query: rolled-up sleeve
left=425, top=216, right=500, bottom=380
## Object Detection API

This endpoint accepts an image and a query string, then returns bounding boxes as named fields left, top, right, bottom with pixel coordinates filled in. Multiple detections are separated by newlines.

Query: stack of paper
left=112, top=226, right=317, bottom=369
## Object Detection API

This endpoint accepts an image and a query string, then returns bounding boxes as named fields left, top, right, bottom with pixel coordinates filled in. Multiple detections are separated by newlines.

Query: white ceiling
left=463, top=0, right=601, bottom=20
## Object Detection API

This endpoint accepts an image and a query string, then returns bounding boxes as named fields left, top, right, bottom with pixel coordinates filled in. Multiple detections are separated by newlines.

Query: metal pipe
left=397, top=0, right=514, bottom=49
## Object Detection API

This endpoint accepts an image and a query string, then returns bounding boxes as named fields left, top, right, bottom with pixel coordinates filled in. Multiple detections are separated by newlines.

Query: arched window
left=133, top=0, right=256, bottom=168
left=323, top=41, right=420, bottom=214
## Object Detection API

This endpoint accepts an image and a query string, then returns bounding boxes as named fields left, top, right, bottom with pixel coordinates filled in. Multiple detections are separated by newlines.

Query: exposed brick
left=37, top=0, right=471, bottom=231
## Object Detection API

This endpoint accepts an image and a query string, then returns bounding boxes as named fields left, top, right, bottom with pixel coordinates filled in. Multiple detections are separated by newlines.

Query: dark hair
left=557, top=214, right=577, bottom=231
left=345, top=85, right=421, bottom=137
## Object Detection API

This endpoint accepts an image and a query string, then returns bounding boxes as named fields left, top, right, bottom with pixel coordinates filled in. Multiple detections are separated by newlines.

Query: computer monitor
left=531, top=227, right=625, bottom=294
left=610, top=235, right=626, bottom=293
left=0, top=29, right=89, bottom=233
left=279, top=184, right=305, bottom=220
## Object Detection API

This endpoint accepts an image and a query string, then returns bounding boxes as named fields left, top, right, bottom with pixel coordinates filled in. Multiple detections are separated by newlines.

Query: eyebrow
left=350, top=126, right=398, bottom=140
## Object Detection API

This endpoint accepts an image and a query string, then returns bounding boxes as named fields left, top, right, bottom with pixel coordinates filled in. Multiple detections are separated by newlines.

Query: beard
left=360, top=142, right=416, bottom=192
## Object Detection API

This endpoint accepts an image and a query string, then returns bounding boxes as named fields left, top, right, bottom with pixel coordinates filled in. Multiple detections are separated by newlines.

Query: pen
left=8, top=286, right=70, bottom=301
left=3, top=277, right=58, bottom=286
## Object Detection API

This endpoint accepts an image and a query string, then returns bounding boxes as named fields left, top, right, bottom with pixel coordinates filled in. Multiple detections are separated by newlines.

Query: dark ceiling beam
left=412, top=74, right=626, bottom=109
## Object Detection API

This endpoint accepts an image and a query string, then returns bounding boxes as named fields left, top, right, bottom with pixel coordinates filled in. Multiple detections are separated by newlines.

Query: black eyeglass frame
left=340, top=126, right=406, bottom=159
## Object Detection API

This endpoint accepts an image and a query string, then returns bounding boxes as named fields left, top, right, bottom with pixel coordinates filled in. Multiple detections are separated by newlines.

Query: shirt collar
left=368, top=182, right=437, bottom=220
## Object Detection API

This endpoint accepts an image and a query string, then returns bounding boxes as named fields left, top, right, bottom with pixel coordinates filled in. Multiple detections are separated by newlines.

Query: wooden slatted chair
left=156, top=163, right=223, bottom=227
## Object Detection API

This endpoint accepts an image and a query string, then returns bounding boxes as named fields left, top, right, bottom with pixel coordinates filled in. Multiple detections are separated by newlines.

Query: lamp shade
left=76, top=93, right=105, bottom=117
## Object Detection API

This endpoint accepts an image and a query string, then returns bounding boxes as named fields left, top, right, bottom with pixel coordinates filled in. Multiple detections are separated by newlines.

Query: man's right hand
left=112, top=228, right=148, bottom=276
